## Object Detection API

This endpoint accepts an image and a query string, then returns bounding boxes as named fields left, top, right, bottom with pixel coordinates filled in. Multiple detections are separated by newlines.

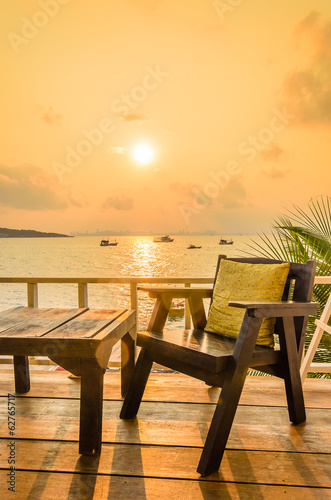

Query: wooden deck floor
left=0, top=368, right=330, bottom=499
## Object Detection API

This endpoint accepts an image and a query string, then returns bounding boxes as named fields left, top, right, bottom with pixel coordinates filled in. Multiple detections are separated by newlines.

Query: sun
left=132, top=143, right=155, bottom=166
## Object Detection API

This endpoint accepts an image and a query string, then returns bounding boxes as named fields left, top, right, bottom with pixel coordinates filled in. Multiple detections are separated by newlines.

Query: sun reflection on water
left=126, top=237, right=160, bottom=277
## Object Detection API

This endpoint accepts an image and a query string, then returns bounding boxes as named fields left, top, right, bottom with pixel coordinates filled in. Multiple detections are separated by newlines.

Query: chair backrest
left=212, top=256, right=316, bottom=356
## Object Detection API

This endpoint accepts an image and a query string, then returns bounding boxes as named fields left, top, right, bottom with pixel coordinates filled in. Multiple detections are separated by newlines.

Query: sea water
left=0, top=234, right=257, bottom=328
left=0, top=234, right=329, bottom=365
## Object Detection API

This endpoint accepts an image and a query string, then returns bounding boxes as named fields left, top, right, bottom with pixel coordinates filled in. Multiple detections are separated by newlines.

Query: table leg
left=79, top=358, right=105, bottom=455
left=13, top=355, right=30, bottom=393
left=121, top=330, right=135, bottom=397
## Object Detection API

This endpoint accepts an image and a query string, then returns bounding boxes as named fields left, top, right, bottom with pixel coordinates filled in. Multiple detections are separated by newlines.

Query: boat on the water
left=168, top=300, right=185, bottom=318
left=187, top=244, right=202, bottom=249
left=153, top=235, right=174, bottom=242
left=100, top=239, right=118, bottom=246
left=219, top=238, right=233, bottom=245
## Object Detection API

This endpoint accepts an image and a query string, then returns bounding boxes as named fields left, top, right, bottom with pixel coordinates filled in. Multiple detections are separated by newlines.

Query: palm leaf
left=245, top=196, right=331, bottom=377
left=275, top=225, right=331, bottom=265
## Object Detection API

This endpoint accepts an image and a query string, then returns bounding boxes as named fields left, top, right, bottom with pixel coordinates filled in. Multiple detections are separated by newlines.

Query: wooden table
left=138, top=286, right=213, bottom=332
left=0, top=306, right=136, bottom=455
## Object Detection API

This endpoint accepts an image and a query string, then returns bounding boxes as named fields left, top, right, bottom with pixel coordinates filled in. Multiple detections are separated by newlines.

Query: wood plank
left=45, top=309, right=127, bottom=339
left=93, top=310, right=135, bottom=340
left=0, top=307, right=27, bottom=333
left=0, top=308, right=86, bottom=338
left=0, top=398, right=330, bottom=453
left=0, top=440, right=330, bottom=487
left=1, top=470, right=329, bottom=500
left=0, top=371, right=330, bottom=408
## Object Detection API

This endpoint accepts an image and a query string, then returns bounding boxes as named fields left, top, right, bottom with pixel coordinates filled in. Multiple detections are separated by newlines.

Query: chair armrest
left=228, top=300, right=319, bottom=318
left=138, top=286, right=213, bottom=299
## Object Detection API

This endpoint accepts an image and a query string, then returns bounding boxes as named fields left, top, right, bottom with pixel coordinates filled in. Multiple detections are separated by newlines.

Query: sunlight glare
left=132, top=143, right=155, bottom=166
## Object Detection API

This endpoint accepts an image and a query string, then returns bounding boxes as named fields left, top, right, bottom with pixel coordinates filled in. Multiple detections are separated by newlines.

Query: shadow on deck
left=0, top=369, right=330, bottom=499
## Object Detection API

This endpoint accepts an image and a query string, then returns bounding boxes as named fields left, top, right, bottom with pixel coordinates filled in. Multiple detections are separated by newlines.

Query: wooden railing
left=0, top=276, right=330, bottom=377
left=0, top=276, right=214, bottom=331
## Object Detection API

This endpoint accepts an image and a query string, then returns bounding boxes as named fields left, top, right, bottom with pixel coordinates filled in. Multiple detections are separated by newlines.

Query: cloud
left=218, top=180, right=249, bottom=210
left=0, top=173, right=19, bottom=185
left=37, top=106, right=63, bottom=126
left=122, top=113, right=148, bottom=122
left=102, top=196, right=134, bottom=211
left=172, top=179, right=249, bottom=210
left=279, top=12, right=331, bottom=124
left=169, top=182, right=196, bottom=197
left=294, top=10, right=320, bottom=39
left=0, top=164, right=73, bottom=211
left=261, top=166, right=291, bottom=179
left=260, top=142, right=285, bottom=162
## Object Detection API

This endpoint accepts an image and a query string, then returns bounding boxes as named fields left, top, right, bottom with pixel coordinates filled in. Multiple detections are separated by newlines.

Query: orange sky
left=1, top=0, right=331, bottom=234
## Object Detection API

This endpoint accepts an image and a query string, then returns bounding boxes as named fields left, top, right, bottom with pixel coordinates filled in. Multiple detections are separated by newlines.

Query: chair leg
left=197, top=368, right=247, bottom=477
left=120, top=348, right=153, bottom=419
left=280, top=317, right=306, bottom=424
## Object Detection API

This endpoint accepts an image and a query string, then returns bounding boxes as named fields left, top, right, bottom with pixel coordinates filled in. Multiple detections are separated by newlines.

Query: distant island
left=0, top=227, right=72, bottom=238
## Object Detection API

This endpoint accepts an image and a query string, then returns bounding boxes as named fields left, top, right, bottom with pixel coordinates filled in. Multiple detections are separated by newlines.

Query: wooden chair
left=120, top=257, right=318, bottom=476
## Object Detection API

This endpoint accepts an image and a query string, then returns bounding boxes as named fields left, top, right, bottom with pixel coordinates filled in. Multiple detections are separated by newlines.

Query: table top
left=0, top=307, right=135, bottom=344
left=0, top=306, right=136, bottom=374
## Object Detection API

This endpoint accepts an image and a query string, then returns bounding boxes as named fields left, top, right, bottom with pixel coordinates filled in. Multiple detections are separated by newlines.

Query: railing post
left=184, top=283, right=191, bottom=329
left=130, top=281, right=138, bottom=335
left=78, top=283, right=88, bottom=308
left=27, top=283, right=38, bottom=307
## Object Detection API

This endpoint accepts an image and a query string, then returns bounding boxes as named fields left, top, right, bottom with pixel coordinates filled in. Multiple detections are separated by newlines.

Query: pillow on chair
left=205, top=259, right=290, bottom=347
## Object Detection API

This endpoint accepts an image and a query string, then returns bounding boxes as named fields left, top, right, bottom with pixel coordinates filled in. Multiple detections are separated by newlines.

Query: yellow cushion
left=205, top=259, right=290, bottom=347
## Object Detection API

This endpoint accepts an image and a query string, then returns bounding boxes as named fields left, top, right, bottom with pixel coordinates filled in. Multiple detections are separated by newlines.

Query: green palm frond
left=284, top=196, right=331, bottom=236
left=247, top=195, right=331, bottom=276
left=275, top=225, right=331, bottom=266
left=245, top=196, right=331, bottom=377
